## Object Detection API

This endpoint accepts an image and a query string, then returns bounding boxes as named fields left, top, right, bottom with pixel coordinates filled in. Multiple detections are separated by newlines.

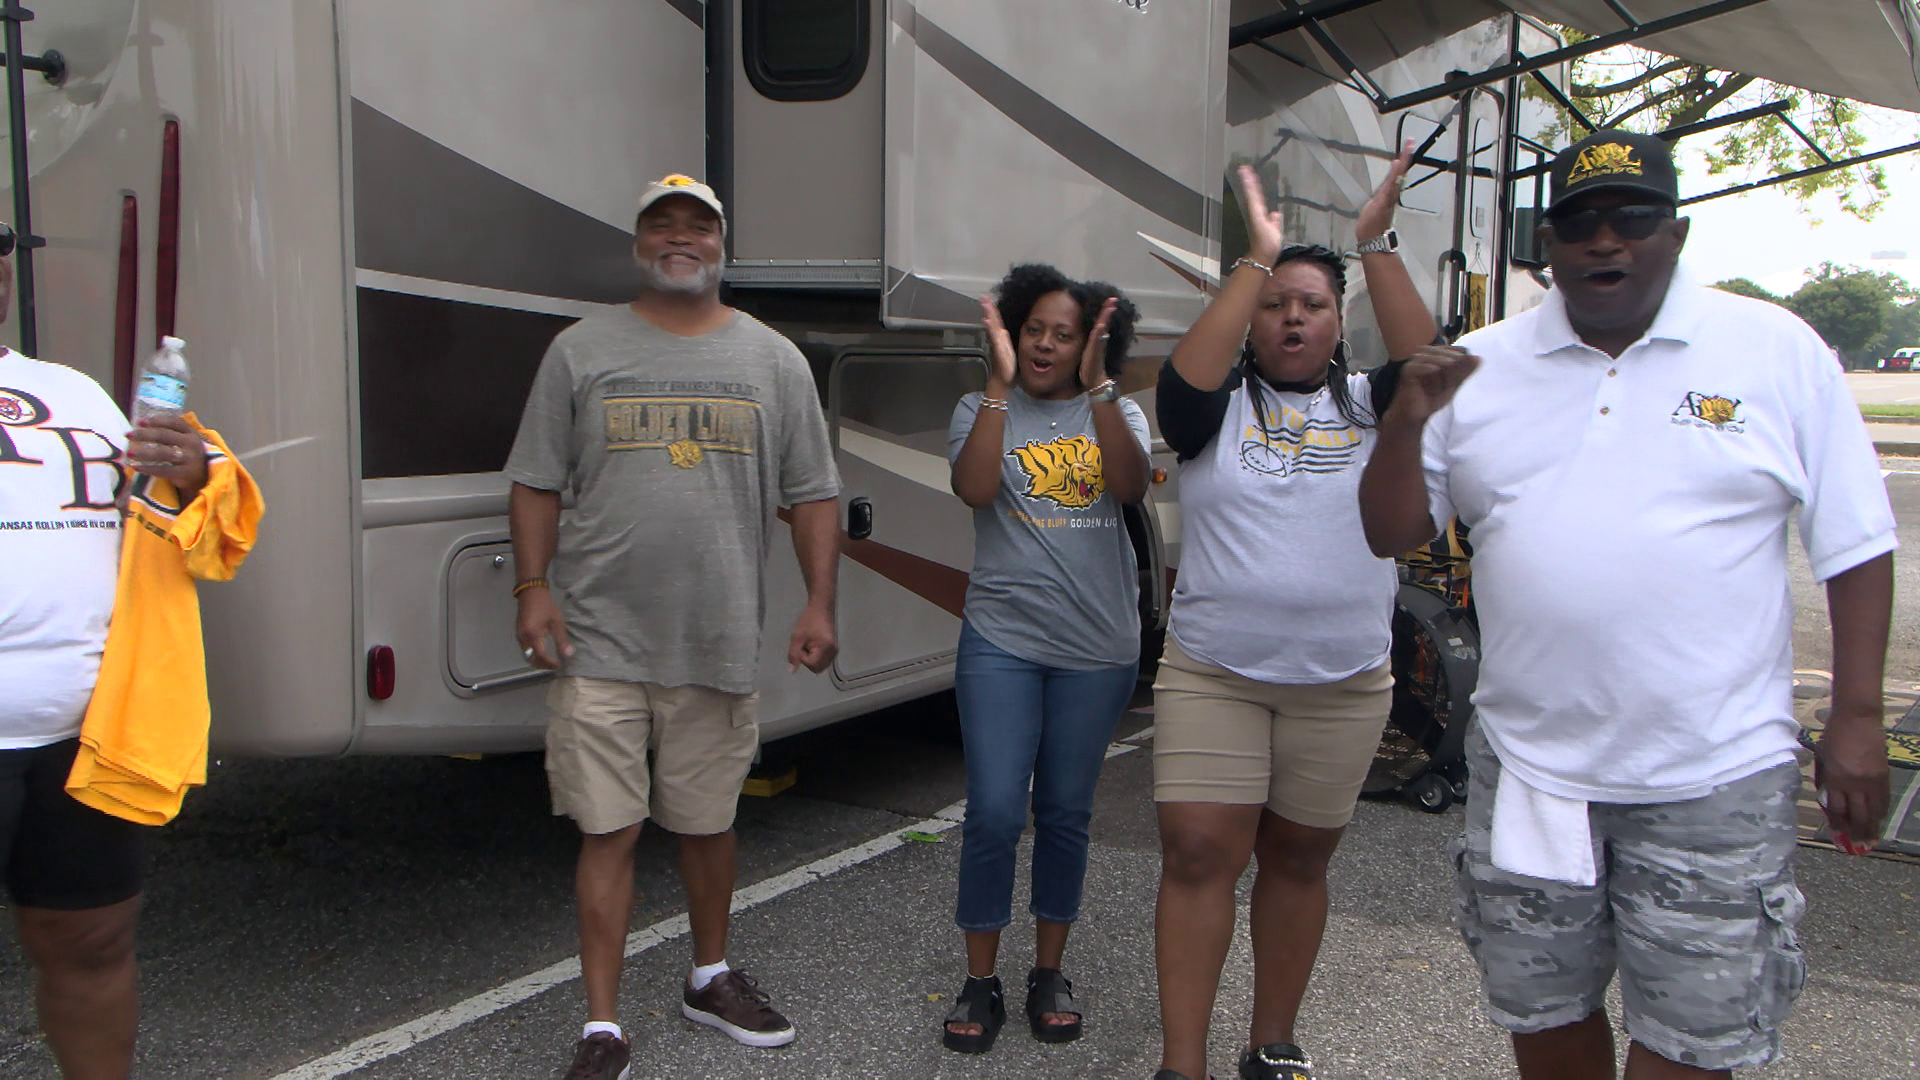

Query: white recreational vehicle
left=2, top=0, right=1916, bottom=760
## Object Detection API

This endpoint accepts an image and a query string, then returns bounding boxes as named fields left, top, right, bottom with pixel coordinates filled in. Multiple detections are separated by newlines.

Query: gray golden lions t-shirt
left=504, top=307, right=840, bottom=694
left=947, top=388, right=1152, bottom=670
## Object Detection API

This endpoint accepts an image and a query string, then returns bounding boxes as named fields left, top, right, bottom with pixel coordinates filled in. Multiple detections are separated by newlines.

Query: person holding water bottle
left=0, top=240, right=209, bottom=1080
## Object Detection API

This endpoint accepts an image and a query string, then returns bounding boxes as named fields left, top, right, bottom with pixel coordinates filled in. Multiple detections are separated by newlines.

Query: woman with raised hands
left=1147, top=145, right=1437, bottom=1080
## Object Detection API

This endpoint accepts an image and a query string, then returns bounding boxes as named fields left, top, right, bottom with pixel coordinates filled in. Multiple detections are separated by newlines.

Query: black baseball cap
left=1547, top=129, right=1679, bottom=214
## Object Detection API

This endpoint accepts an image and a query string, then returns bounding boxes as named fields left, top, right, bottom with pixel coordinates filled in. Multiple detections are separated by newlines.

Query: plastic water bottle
left=132, top=336, right=189, bottom=422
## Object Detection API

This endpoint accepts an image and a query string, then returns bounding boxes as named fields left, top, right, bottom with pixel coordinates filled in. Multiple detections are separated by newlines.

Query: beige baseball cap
left=636, top=173, right=726, bottom=222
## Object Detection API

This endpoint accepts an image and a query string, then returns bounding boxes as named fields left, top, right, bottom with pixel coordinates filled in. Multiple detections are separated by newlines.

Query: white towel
left=1490, top=766, right=1597, bottom=887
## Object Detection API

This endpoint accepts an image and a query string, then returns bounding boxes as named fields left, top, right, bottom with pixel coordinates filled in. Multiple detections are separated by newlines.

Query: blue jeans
left=953, top=621, right=1139, bottom=932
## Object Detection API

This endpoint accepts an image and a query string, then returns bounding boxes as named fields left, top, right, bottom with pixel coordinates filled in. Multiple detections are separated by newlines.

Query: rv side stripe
left=897, top=6, right=1218, bottom=237
left=662, top=0, right=702, bottom=28
left=353, top=269, right=607, bottom=320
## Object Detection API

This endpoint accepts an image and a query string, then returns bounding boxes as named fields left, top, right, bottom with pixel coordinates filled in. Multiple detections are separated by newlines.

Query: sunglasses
left=1546, top=204, right=1674, bottom=244
left=0, top=224, right=13, bottom=258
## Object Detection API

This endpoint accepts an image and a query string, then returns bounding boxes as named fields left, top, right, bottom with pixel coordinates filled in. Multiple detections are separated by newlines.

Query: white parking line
left=269, top=731, right=1149, bottom=1077
left=267, top=798, right=963, bottom=1080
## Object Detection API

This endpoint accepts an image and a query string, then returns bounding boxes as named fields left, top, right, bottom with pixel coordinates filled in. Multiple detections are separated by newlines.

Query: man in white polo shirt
left=1360, top=130, right=1895, bottom=1079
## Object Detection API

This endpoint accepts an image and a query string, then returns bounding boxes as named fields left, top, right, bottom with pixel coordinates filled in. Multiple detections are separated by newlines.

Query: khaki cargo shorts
left=1455, top=725, right=1806, bottom=1071
left=1151, top=636, right=1393, bottom=829
left=544, top=677, right=760, bottom=837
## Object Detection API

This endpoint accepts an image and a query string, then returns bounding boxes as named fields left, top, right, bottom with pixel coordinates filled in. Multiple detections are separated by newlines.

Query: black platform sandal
left=1239, top=1042, right=1313, bottom=1080
left=941, top=974, right=1006, bottom=1054
left=1024, top=966, right=1084, bottom=1044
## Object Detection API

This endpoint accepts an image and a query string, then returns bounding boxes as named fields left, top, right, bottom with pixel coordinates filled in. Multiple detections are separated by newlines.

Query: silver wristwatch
left=1354, top=229, right=1399, bottom=256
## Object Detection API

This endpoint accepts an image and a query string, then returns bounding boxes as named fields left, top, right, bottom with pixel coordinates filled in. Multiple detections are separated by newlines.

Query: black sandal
left=1024, top=966, right=1083, bottom=1044
left=1239, top=1042, right=1313, bottom=1080
left=941, top=975, right=1005, bottom=1054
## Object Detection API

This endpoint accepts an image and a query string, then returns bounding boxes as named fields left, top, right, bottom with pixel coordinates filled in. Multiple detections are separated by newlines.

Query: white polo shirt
left=1423, top=279, right=1896, bottom=803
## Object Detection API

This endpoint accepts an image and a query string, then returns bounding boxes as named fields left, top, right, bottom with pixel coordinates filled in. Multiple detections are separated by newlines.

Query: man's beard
left=637, top=255, right=723, bottom=295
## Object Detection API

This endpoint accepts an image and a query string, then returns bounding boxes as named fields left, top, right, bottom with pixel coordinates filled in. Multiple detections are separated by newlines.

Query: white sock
left=582, top=1020, right=623, bottom=1042
left=690, top=958, right=730, bottom=990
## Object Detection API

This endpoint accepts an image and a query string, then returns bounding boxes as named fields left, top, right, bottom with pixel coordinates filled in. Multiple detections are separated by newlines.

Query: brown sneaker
left=680, top=969, right=796, bottom=1047
left=562, top=1032, right=631, bottom=1080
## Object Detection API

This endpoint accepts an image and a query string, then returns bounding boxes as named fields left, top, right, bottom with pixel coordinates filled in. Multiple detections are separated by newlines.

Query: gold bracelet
left=512, top=577, right=549, bottom=598
left=979, top=397, right=1009, bottom=412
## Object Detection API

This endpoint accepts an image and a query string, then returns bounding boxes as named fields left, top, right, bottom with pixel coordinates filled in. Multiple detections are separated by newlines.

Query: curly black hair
left=1240, top=244, right=1376, bottom=429
left=993, top=263, right=1139, bottom=382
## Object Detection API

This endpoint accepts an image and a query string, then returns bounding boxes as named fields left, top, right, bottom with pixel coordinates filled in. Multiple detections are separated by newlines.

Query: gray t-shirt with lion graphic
left=505, top=307, right=839, bottom=694
left=947, top=388, right=1151, bottom=669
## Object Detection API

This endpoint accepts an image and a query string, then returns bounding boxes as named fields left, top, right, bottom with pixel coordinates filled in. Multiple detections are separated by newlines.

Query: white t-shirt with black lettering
left=0, top=349, right=128, bottom=749
left=1423, top=281, right=1896, bottom=802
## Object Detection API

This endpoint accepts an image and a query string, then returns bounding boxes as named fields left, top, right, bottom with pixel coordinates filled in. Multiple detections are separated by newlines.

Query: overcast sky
left=1675, top=142, right=1920, bottom=296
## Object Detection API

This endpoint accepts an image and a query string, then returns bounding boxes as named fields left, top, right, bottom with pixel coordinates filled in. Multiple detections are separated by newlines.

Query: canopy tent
left=1233, top=0, right=1920, bottom=112
left=1229, top=0, right=1920, bottom=204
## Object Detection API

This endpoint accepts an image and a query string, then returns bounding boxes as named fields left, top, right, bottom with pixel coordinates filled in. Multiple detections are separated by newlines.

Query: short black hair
left=993, top=263, right=1139, bottom=380
left=1275, top=244, right=1346, bottom=297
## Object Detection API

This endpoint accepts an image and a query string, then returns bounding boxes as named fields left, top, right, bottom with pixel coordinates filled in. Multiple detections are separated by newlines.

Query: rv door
left=882, top=0, right=1228, bottom=335
left=827, top=349, right=984, bottom=686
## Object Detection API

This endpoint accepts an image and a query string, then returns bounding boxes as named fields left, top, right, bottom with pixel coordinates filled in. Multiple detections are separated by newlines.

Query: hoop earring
left=1332, top=339, right=1352, bottom=368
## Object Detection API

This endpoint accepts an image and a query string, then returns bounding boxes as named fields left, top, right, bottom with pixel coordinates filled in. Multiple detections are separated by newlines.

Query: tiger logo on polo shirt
left=1672, top=391, right=1746, bottom=433
left=1009, top=435, right=1105, bottom=509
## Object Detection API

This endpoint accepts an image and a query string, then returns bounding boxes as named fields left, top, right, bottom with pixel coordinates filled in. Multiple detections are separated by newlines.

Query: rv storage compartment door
left=446, top=540, right=545, bottom=692
left=883, top=0, right=1228, bottom=334
left=728, top=0, right=886, bottom=289
left=828, top=351, right=983, bottom=686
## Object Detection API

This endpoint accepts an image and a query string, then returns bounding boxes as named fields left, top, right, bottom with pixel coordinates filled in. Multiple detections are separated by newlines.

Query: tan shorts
left=544, top=677, right=760, bottom=837
left=1151, top=636, right=1393, bottom=829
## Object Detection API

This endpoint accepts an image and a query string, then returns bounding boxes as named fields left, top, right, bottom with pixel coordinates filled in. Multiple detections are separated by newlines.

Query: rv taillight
left=367, top=645, right=396, bottom=700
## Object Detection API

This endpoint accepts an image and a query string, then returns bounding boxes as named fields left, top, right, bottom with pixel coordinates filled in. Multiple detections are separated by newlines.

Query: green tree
left=1711, top=278, right=1784, bottom=305
left=1869, top=300, right=1920, bottom=360
left=1787, top=267, right=1899, bottom=365
left=1527, top=28, right=1916, bottom=219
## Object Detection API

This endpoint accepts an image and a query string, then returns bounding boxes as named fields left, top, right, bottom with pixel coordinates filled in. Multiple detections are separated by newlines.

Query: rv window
left=357, top=288, right=575, bottom=479
left=744, top=0, right=869, bottom=102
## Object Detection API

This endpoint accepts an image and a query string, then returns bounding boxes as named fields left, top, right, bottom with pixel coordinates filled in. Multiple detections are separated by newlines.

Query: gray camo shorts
left=1455, top=725, right=1807, bottom=1071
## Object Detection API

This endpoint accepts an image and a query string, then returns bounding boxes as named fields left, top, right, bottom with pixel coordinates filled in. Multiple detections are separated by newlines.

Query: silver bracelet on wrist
left=1232, top=257, right=1273, bottom=276
left=979, top=396, right=1009, bottom=412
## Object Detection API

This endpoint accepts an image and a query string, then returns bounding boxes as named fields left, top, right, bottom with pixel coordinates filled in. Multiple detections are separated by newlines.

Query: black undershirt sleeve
left=1156, top=359, right=1241, bottom=461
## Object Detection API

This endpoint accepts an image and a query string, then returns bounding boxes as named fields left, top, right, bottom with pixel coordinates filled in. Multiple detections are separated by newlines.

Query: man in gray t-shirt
left=505, top=175, right=840, bottom=1076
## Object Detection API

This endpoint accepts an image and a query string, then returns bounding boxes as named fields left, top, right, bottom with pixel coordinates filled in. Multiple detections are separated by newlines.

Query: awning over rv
left=1232, top=0, right=1920, bottom=114
left=1503, top=0, right=1920, bottom=114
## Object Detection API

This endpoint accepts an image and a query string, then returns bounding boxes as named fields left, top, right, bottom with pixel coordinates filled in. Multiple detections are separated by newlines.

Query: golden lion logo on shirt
left=1671, top=391, right=1745, bottom=433
left=603, top=395, right=760, bottom=464
left=1567, top=142, right=1643, bottom=186
left=1008, top=435, right=1105, bottom=510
